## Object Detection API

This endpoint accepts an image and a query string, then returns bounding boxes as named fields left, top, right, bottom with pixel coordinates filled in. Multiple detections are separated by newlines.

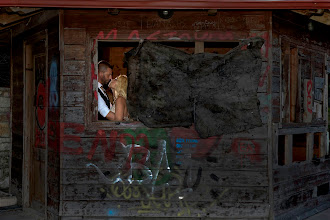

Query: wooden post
left=306, top=133, right=314, bottom=161
left=23, top=43, right=33, bottom=208
left=290, top=48, right=298, bottom=122
left=285, top=135, right=293, bottom=164
left=194, top=41, right=204, bottom=54
left=281, top=42, right=290, bottom=123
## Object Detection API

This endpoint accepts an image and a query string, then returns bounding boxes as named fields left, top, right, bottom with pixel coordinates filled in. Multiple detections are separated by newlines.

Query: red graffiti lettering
left=163, top=31, right=177, bottom=38
left=178, top=33, right=191, bottom=40
left=96, top=29, right=118, bottom=40
left=307, top=80, right=313, bottom=113
left=128, top=30, right=140, bottom=39
left=194, top=32, right=209, bottom=40
left=147, top=30, right=161, bottom=40
left=217, top=32, right=234, bottom=41
left=231, top=138, right=262, bottom=166
left=60, top=123, right=84, bottom=155
left=136, top=133, right=149, bottom=149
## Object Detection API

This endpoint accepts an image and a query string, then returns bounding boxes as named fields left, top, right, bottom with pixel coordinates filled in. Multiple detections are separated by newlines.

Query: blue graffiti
left=108, top=209, right=118, bottom=216
left=49, top=57, right=58, bottom=108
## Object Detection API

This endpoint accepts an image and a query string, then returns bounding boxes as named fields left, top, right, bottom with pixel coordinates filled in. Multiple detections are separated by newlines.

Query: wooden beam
left=290, top=47, right=298, bottom=122
left=320, top=132, right=326, bottom=157
left=281, top=41, right=290, bottom=123
left=285, top=135, right=293, bottom=165
left=306, top=133, right=314, bottom=161
left=278, top=126, right=326, bottom=135
left=23, top=43, right=33, bottom=208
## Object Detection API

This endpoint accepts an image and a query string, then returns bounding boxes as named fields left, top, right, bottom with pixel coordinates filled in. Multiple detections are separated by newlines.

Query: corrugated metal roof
left=0, top=0, right=330, bottom=9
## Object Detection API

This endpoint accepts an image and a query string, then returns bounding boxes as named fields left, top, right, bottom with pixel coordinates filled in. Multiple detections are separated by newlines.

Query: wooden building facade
left=5, top=8, right=330, bottom=219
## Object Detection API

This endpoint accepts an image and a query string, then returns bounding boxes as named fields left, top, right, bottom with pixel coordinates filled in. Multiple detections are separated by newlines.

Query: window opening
left=292, top=133, right=306, bottom=162
left=313, top=132, right=322, bottom=158
left=278, top=135, right=285, bottom=166
left=317, top=182, right=329, bottom=196
left=96, top=40, right=238, bottom=123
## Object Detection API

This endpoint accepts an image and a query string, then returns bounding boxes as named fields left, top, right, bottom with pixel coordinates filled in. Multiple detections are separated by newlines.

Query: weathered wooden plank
left=63, top=91, right=84, bottom=107
left=64, top=45, right=85, bottom=61
left=64, top=10, right=269, bottom=30
left=63, top=61, right=86, bottom=76
left=62, top=76, right=85, bottom=91
left=63, top=107, right=84, bottom=123
left=281, top=41, right=290, bottom=123
left=303, top=79, right=313, bottom=122
left=64, top=28, right=86, bottom=45
left=62, top=183, right=268, bottom=203
left=273, top=160, right=330, bottom=184
left=61, top=200, right=269, bottom=217
left=62, top=168, right=267, bottom=187
left=274, top=189, right=313, bottom=214
left=306, top=133, right=314, bottom=161
left=194, top=41, right=204, bottom=54
left=59, top=134, right=268, bottom=159
left=273, top=172, right=330, bottom=200
left=290, top=47, right=298, bottom=122
left=61, top=152, right=267, bottom=170
left=277, top=126, right=326, bottom=135
left=284, top=135, right=292, bottom=165
left=0, top=122, right=10, bottom=138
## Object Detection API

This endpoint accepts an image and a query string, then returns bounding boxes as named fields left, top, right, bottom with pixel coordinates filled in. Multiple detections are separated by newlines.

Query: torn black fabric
left=125, top=37, right=264, bottom=138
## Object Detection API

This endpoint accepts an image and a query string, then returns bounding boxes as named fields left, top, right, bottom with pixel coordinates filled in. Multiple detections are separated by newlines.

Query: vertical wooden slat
left=290, top=47, right=298, bottom=122
left=281, top=42, right=290, bottom=123
left=303, top=79, right=313, bottom=122
left=306, top=133, right=314, bottom=161
left=323, top=54, right=328, bottom=155
left=296, top=56, right=302, bottom=122
left=23, top=43, right=33, bottom=208
left=285, top=135, right=292, bottom=165
left=194, top=41, right=204, bottom=54
left=320, top=132, right=326, bottom=157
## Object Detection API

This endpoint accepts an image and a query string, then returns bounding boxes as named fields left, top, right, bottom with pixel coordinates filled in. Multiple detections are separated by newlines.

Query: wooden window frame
left=274, top=36, right=329, bottom=166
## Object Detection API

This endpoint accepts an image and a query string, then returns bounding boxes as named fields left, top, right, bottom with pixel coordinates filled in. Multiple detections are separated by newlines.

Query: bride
left=108, top=75, right=129, bottom=121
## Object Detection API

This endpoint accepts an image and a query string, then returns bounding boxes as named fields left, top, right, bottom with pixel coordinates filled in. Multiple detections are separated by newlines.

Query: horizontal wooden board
left=63, top=61, right=86, bottom=75
left=63, top=107, right=85, bottom=123
left=62, top=76, right=85, bottom=91
left=63, top=91, right=84, bottom=107
left=61, top=152, right=267, bottom=171
left=64, top=45, right=85, bottom=61
left=62, top=183, right=268, bottom=203
left=61, top=168, right=267, bottom=187
left=0, top=122, right=10, bottom=138
left=61, top=200, right=270, bottom=218
left=273, top=160, right=330, bottom=184
left=64, top=10, right=269, bottom=31
left=274, top=172, right=330, bottom=200
left=64, top=28, right=86, bottom=45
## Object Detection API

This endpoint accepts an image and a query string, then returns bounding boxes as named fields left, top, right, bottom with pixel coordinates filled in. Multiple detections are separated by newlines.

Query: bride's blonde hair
left=114, top=75, right=128, bottom=100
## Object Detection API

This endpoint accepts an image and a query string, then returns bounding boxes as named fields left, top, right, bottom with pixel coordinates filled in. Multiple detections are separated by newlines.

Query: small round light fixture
left=158, top=10, right=174, bottom=19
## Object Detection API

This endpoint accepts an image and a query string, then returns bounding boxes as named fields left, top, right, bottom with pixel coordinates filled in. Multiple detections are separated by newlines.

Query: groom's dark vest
left=98, top=88, right=111, bottom=120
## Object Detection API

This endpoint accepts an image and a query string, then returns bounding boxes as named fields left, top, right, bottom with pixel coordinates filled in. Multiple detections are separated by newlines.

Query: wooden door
left=24, top=34, right=47, bottom=214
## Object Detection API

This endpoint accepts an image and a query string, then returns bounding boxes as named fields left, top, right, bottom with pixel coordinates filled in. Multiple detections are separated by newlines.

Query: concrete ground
left=305, top=208, right=330, bottom=220
left=0, top=207, right=329, bottom=220
left=0, top=207, right=44, bottom=220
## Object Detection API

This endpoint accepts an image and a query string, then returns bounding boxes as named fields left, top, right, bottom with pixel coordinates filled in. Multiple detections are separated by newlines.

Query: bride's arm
left=114, top=96, right=126, bottom=121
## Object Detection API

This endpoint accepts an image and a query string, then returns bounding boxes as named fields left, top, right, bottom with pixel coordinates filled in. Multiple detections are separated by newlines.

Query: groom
left=97, top=60, right=113, bottom=120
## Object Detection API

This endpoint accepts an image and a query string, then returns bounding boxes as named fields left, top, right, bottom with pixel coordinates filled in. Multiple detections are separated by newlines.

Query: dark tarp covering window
left=125, top=37, right=264, bottom=138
